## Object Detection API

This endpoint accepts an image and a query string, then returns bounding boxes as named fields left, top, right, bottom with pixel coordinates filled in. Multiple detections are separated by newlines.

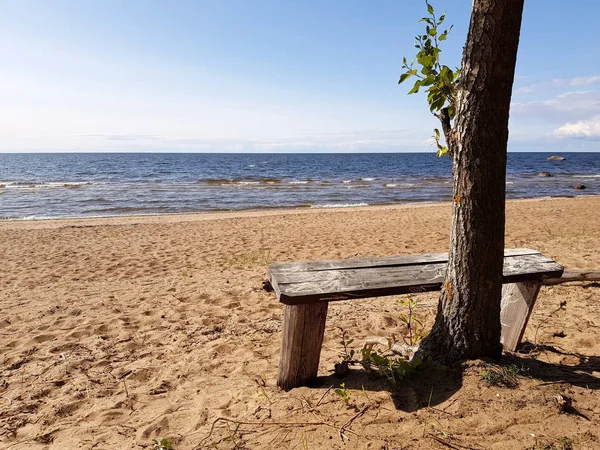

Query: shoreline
left=1, top=194, right=599, bottom=230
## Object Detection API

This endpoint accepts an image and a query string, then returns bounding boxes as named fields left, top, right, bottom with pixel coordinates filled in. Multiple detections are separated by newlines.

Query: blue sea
left=0, top=153, right=598, bottom=220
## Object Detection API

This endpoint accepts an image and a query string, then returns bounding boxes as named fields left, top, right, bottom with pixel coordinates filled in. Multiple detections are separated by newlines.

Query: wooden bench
left=266, top=248, right=563, bottom=390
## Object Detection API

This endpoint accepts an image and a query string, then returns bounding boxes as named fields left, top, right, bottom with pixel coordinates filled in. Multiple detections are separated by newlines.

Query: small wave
left=345, top=184, right=370, bottom=189
left=203, top=177, right=281, bottom=186
left=361, top=177, right=375, bottom=181
left=342, top=180, right=352, bottom=184
left=312, top=202, right=369, bottom=208
left=288, top=181, right=310, bottom=185
left=1, top=181, right=97, bottom=189
left=87, top=206, right=172, bottom=214
left=384, top=183, right=397, bottom=188
left=572, top=174, right=600, bottom=178
left=506, top=181, right=514, bottom=185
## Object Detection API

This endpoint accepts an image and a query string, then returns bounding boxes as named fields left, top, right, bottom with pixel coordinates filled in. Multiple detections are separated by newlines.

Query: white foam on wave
left=312, top=203, right=369, bottom=208
left=361, top=177, right=375, bottom=181
left=384, top=183, right=397, bottom=188
left=342, top=180, right=352, bottom=184
left=573, top=174, right=600, bottom=178
left=288, top=181, right=309, bottom=185
left=0, top=181, right=98, bottom=189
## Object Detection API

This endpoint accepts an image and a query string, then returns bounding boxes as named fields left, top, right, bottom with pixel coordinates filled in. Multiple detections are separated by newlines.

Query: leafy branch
left=399, top=1, right=460, bottom=157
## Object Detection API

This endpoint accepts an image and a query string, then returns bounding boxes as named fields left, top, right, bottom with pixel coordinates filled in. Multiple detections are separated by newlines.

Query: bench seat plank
left=268, top=249, right=563, bottom=305
left=268, top=248, right=541, bottom=274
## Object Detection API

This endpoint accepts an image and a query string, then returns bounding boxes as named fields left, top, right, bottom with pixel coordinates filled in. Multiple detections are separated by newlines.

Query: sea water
left=0, top=153, right=598, bottom=219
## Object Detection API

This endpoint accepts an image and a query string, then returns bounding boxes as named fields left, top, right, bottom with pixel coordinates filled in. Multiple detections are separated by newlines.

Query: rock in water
left=574, top=184, right=586, bottom=190
left=538, top=172, right=552, bottom=177
left=547, top=155, right=565, bottom=161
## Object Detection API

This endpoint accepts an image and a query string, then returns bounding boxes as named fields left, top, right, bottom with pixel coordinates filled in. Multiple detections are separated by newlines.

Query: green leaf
left=407, top=80, right=422, bottom=94
left=421, top=76, right=435, bottom=87
left=428, top=28, right=437, bottom=37
left=416, top=54, right=434, bottom=68
left=427, top=2, right=434, bottom=14
left=448, top=104, right=456, bottom=119
left=398, top=73, right=411, bottom=84
left=430, top=96, right=446, bottom=112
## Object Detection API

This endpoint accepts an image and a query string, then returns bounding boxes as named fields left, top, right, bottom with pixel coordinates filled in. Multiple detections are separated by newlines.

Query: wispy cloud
left=83, top=134, right=167, bottom=141
left=514, top=75, right=600, bottom=94
left=553, top=115, right=600, bottom=140
left=81, top=129, right=430, bottom=152
left=511, top=91, right=600, bottom=121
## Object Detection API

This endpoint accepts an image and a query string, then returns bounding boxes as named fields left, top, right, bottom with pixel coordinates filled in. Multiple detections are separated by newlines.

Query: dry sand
left=1, top=197, right=599, bottom=449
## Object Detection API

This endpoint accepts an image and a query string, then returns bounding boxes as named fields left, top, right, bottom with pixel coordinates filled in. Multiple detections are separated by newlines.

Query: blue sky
left=1, top=0, right=599, bottom=153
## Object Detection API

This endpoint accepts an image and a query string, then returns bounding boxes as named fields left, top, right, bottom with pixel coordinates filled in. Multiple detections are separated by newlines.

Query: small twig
left=315, top=385, right=334, bottom=407
left=196, top=417, right=340, bottom=449
left=537, top=380, right=600, bottom=387
left=427, top=433, right=484, bottom=450
left=428, top=406, right=456, bottom=417
left=341, top=406, right=369, bottom=432
left=427, top=434, right=461, bottom=449
left=534, top=301, right=567, bottom=345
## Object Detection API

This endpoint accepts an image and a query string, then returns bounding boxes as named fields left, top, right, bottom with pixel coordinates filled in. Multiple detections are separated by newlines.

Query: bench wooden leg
left=277, top=303, right=328, bottom=390
left=500, top=281, right=542, bottom=352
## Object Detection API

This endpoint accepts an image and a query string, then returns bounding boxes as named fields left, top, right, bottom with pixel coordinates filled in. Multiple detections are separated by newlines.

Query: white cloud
left=553, top=116, right=600, bottom=139
left=563, top=75, right=600, bottom=86
left=514, top=75, right=600, bottom=94
left=511, top=91, right=600, bottom=120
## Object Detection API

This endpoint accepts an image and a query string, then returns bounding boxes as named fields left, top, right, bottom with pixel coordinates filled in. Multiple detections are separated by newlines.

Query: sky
left=1, top=0, right=600, bottom=153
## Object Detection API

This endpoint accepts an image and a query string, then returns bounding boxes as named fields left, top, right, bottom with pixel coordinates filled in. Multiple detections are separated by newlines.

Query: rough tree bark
left=417, top=0, right=525, bottom=364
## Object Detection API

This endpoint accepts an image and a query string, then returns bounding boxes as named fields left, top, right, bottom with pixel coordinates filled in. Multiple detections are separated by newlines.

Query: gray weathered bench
left=266, top=248, right=563, bottom=390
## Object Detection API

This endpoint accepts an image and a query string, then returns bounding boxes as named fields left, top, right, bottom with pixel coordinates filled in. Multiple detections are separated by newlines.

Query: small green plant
left=151, top=437, right=173, bottom=450
left=335, top=329, right=421, bottom=385
left=398, top=295, right=429, bottom=345
left=480, top=364, right=529, bottom=388
left=223, top=421, right=245, bottom=449
left=360, top=344, right=421, bottom=384
left=254, top=375, right=272, bottom=404
left=338, top=328, right=355, bottom=362
left=334, top=383, right=350, bottom=402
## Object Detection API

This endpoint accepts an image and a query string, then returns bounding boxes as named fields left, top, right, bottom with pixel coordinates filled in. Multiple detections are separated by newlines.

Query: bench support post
left=277, top=303, right=328, bottom=391
left=500, top=281, right=542, bottom=352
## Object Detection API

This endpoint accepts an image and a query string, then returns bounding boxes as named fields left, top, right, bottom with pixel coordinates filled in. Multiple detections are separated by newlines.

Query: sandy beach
left=1, top=196, right=599, bottom=449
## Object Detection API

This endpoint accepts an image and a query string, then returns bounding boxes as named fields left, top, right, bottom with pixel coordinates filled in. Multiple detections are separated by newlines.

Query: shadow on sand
left=309, top=344, right=599, bottom=412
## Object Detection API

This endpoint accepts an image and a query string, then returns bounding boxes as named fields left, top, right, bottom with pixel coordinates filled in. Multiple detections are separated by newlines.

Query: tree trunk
left=417, top=0, right=525, bottom=364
